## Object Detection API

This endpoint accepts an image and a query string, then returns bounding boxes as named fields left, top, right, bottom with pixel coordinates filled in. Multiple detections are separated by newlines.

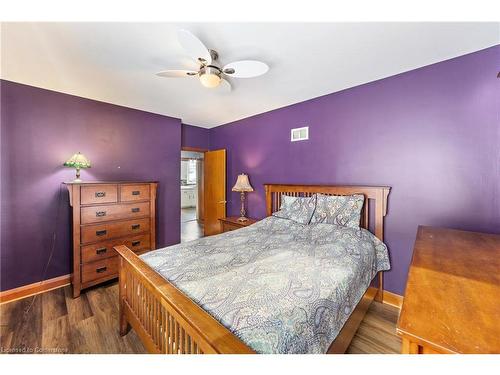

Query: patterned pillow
left=311, top=193, right=365, bottom=228
left=273, top=195, right=316, bottom=224
left=279, top=195, right=299, bottom=210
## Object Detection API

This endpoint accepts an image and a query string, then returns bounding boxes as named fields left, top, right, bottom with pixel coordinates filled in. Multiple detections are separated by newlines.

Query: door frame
left=181, top=147, right=208, bottom=224
left=181, top=147, right=209, bottom=153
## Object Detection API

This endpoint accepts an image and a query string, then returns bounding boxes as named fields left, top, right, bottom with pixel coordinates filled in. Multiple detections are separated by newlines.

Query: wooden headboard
left=264, top=184, right=390, bottom=300
left=264, top=184, right=390, bottom=240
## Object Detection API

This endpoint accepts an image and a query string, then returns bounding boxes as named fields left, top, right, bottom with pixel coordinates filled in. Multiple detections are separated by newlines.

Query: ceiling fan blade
left=156, top=70, right=198, bottom=78
left=177, top=29, right=212, bottom=64
left=222, top=60, right=269, bottom=78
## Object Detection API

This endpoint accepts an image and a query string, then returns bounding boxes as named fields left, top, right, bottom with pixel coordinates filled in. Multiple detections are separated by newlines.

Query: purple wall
left=1, top=80, right=182, bottom=291
left=210, top=46, right=500, bottom=295
left=181, top=123, right=210, bottom=150
left=1, top=46, right=498, bottom=294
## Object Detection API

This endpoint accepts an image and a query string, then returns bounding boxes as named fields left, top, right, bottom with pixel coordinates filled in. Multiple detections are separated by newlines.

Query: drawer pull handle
left=132, top=191, right=140, bottom=196
left=132, top=240, right=141, bottom=247
left=96, top=266, right=107, bottom=273
left=131, top=207, right=140, bottom=213
left=131, top=224, right=140, bottom=230
left=95, top=192, right=106, bottom=198
left=96, top=229, right=107, bottom=236
left=96, top=247, right=107, bottom=255
left=96, top=211, right=107, bottom=217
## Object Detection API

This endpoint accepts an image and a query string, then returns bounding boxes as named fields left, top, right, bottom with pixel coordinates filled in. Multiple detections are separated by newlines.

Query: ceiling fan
left=156, top=29, right=269, bottom=91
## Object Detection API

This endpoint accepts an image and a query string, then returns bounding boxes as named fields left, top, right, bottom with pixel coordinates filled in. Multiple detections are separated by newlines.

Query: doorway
left=180, top=150, right=204, bottom=242
left=180, top=147, right=227, bottom=242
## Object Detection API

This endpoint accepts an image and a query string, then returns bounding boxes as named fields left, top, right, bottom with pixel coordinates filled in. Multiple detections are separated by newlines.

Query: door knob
left=218, top=200, right=227, bottom=204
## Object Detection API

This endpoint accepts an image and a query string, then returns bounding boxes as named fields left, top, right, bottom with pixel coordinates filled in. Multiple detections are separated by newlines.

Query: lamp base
left=74, top=167, right=82, bottom=182
left=238, top=192, right=248, bottom=222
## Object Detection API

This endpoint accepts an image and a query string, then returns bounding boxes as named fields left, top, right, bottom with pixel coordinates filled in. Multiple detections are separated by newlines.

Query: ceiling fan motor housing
left=200, top=65, right=222, bottom=77
left=199, top=49, right=224, bottom=85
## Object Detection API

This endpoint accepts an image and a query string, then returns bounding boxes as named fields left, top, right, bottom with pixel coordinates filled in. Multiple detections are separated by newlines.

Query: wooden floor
left=347, top=299, right=402, bottom=354
left=1, top=281, right=401, bottom=354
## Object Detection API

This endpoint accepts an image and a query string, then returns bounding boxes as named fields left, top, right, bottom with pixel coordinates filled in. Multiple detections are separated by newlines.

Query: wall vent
left=291, top=126, right=309, bottom=142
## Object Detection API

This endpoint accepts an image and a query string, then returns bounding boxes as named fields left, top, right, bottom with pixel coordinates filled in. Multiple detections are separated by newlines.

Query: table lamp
left=64, top=152, right=91, bottom=182
left=231, top=173, right=254, bottom=222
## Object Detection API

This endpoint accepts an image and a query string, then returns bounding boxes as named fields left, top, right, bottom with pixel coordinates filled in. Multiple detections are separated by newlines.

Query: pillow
left=311, top=193, right=365, bottom=228
left=279, top=195, right=299, bottom=210
left=272, top=195, right=316, bottom=224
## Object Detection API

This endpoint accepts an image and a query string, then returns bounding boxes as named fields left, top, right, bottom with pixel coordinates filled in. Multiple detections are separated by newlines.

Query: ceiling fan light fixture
left=200, top=73, right=221, bottom=88
left=199, top=66, right=222, bottom=88
left=157, top=30, right=268, bottom=93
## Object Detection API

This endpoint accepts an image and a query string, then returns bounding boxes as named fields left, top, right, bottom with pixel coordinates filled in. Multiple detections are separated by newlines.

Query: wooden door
left=203, top=149, right=226, bottom=235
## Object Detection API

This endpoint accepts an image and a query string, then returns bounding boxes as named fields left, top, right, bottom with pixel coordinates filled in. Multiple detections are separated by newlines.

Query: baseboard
left=381, top=290, right=404, bottom=308
left=0, top=274, right=71, bottom=304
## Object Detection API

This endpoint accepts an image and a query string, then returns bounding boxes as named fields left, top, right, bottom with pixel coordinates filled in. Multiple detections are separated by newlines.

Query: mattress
left=140, top=216, right=390, bottom=353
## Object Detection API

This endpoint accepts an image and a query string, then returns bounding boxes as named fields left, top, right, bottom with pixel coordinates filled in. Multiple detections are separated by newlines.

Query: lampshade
left=63, top=152, right=91, bottom=169
left=232, top=174, right=254, bottom=192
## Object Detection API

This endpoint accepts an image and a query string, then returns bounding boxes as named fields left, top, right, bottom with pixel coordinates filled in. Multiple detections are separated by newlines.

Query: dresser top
left=397, top=226, right=500, bottom=353
left=64, top=180, right=158, bottom=185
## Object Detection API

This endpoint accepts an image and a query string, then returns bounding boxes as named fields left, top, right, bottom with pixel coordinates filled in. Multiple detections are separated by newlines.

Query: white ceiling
left=1, top=23, right=498, bottom=128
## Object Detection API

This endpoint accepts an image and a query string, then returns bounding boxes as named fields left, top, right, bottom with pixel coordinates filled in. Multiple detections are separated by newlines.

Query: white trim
left=290, top=126, right=309, bottom=142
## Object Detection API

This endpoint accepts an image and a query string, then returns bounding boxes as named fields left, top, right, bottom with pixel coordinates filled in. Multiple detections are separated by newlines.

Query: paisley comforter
left=140, top=216, right=390, bottom=354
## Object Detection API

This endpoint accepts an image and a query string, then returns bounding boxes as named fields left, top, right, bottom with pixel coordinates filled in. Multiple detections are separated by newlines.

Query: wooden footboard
left=115, top=245, right=254, bottom=354
left=116, top=244, right=378, bottom=354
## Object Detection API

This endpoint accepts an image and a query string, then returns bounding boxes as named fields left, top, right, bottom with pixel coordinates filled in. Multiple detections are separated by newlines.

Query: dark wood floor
left=0, top=282, right=401, bottom=354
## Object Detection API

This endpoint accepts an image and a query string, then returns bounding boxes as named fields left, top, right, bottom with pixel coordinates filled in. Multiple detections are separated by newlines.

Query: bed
left=115, top=184, right=391, bottom=354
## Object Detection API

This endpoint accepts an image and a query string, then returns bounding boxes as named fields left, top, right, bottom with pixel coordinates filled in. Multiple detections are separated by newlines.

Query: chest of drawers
left=65, top=181, right=158, bottom=297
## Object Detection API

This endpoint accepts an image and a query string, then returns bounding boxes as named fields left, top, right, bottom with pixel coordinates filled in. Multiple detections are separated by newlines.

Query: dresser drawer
left=120, top=184, right=150, bottom=202
left=81, top=185, right=118, bottom=205
left=81, top=257, right=119, bottom=284
left=81, top=234, right=151, bottom=263
left=81, top=217, right=150, bottom=244
left=81, top=202, right=150, bottom=224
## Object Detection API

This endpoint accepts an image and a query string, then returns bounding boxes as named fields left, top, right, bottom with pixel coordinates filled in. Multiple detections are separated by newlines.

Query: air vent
left=291, top=126, right=309, bottom=142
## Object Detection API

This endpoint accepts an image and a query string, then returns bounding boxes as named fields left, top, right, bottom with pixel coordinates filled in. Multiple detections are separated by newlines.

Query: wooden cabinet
left=397, top=226, right=500, bottom=354
left=181, top=186, right=197, bottom=208
left=66, top=181, right=158, bottom=297
left=219, top=216, right=258, bottom=233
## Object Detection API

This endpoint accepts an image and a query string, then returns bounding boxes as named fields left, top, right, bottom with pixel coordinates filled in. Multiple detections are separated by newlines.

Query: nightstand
left=219, top=216, right=258, bottom=233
